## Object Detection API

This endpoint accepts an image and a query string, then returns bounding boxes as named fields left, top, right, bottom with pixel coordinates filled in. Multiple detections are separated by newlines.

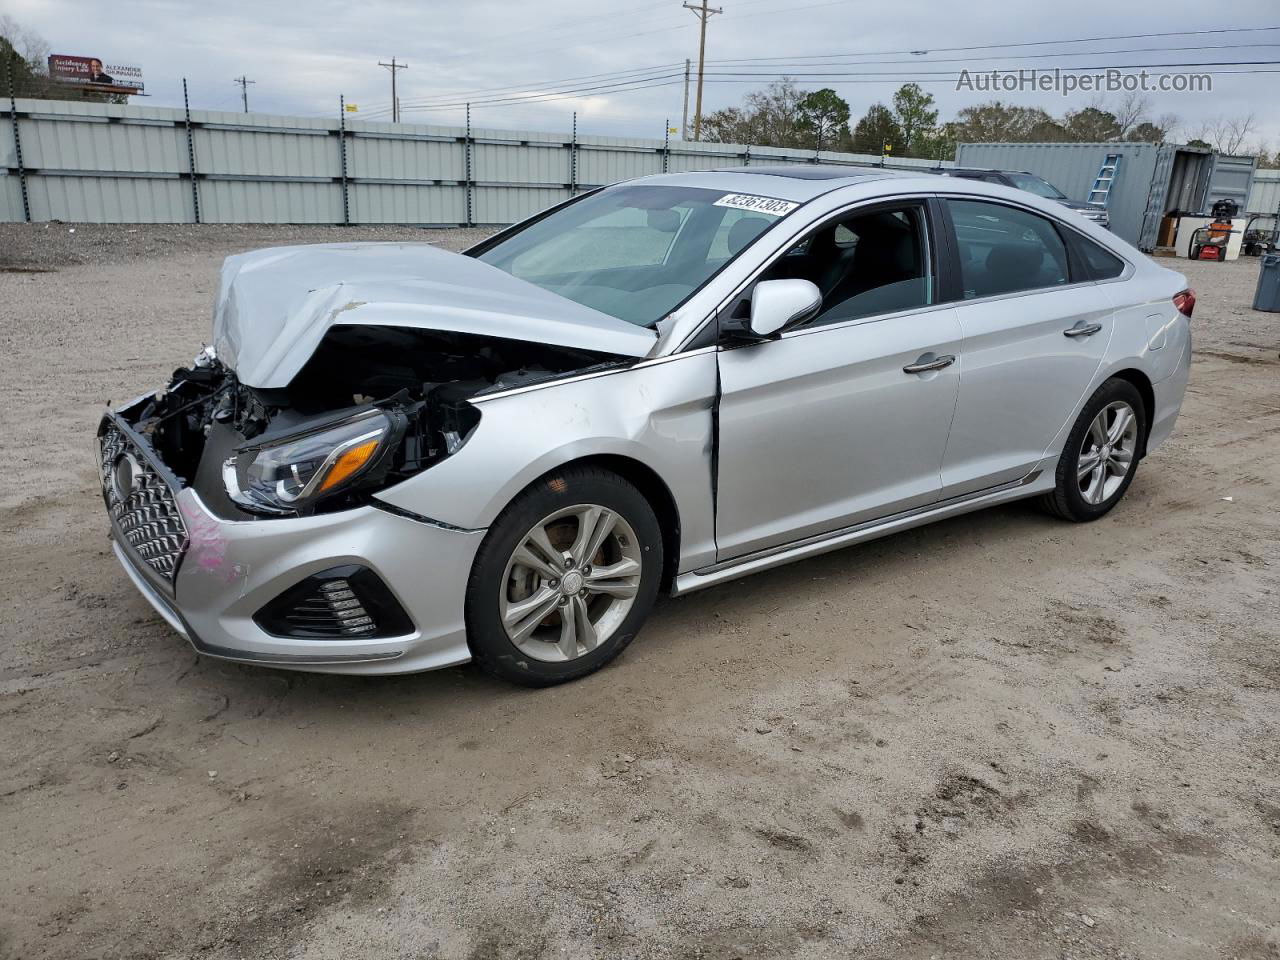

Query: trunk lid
left=212, top=242, right=658, bottom=389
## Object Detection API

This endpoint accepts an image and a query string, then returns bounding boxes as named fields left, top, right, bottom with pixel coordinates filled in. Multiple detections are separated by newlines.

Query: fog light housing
left=254, top=565, right=414, bottom=640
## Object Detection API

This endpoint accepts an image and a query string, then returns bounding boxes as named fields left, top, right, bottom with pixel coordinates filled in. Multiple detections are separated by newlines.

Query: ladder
left=1087, top=153, right=1121, bottom=209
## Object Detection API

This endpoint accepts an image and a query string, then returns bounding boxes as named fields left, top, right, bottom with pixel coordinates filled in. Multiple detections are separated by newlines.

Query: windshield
left=474, top=184, right=790, bottom=327
left=1007, top=173, right=1068, bottom=201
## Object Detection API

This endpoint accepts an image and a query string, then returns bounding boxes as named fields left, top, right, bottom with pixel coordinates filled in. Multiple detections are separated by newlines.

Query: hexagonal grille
left=99, top=422, right=189, bottom=582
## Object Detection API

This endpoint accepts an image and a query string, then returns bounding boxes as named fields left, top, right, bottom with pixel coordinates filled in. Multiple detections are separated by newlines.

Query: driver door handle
left=1064, top=322, right=1104, bottom=338
left=902, top=354, right=956, bottom=375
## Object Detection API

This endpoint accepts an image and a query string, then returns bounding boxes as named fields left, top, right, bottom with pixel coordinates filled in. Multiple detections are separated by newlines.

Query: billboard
left=48, top=55, right=145, bottom=95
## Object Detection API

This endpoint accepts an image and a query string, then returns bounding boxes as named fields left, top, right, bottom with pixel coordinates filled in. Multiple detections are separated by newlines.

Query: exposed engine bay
left=120, top=327, right=628, bottom=519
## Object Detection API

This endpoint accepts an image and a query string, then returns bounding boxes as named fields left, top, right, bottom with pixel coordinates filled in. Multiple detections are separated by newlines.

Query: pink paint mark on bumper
left=179, top=498, right=242, bottom=585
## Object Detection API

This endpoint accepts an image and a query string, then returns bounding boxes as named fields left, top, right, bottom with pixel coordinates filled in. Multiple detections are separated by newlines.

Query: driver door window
left=757, top=203, right=933, bottom=327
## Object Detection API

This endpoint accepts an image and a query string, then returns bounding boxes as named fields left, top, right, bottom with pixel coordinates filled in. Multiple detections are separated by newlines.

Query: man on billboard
left=88, top=59, right=114, bottom=86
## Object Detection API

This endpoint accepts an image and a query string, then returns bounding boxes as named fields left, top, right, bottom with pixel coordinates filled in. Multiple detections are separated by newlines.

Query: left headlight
left=223, top=409, right=401, bottom=515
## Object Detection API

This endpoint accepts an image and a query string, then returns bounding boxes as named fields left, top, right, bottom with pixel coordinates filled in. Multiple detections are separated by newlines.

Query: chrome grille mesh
left=99, top=422, right=189, bottom=581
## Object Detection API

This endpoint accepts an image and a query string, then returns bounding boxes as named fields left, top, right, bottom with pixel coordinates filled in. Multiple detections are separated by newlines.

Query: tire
left=1040, top=378, right=1147, bottom=522
left=464, top=465, right=663, bottom=687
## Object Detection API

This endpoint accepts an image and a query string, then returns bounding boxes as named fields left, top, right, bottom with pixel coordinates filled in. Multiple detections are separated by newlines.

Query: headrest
left=727, top=216, right=773, bottom=256
left=985, top=242, right=1043, bottom=277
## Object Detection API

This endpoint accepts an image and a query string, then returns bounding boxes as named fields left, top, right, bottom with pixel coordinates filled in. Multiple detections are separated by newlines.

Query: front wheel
left=464, top=466, right=663, bottom=687
left=1040, top=378, right=1146, bottom=522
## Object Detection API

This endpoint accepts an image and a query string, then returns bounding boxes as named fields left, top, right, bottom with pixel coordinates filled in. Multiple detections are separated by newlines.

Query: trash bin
left=1254, top=253, right=1280, bottom=312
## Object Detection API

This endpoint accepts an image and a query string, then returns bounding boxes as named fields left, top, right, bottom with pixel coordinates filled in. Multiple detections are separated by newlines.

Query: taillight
left=1173, top=288, right=1196, bottom=317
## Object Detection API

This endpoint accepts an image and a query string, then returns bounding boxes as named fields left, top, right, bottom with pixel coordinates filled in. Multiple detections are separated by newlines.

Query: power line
left=366, top=21, right=1280, bottom=119
left=351, top=25, right=1280, bottom=125
left=374, top=0, right=847, bottom=91
left=707, top=24, right=1280, bottom=63
left=494, top=0, right=844, bottom=64
left=370, top=27, right=1279, bottom=118
left=395, top=72, right=688, bottom=113
left=684, top=0, right=723, bottom=141
left=371, top=62, right=684, bottom=115
left=703, top=41, right=1280, bottom=71
left=363, top=69, right=686, bottom=119
left=682, top=59, right=692, bottom=139
left=341, top=65, right=1280, bottom=129
left=378, top=57, right=409, bottom=122
left=697, top=58, right=1280, bottom=78
left=415, top=0, right=814, bottom=69
left=369, top=48, right=1278, bottom=116
left=232, top=75, right=255, bottom=113
left=376, top=57, right=1278, bottom=116
left=425, top=65, right=1280, bottom=110
left=695, top=67, right=1280, bottom=85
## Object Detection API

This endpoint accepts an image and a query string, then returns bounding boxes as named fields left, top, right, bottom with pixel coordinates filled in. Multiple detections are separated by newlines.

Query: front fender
left=374, top=351, right=719, bottom=572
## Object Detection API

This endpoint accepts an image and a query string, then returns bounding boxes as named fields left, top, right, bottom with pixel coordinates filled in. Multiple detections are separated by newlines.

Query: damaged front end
left=112, top=325, right=627, bottom=522
left=95, top=239, right=662, bottom=672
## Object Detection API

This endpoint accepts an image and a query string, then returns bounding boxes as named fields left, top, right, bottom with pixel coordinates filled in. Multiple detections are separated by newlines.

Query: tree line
left=700, top=80, right=1277, bottom=168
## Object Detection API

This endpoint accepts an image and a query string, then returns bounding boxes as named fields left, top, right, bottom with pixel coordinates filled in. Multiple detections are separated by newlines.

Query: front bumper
left=102, top=416, right=483, bottom=675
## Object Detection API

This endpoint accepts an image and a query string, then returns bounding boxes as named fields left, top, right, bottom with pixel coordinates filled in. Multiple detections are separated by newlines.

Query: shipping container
left=954, top=141, right=1259, bottom=252
left=1247, top=169, right=1280, bottom=215
left=1207, top=153, right=1258, bottom=215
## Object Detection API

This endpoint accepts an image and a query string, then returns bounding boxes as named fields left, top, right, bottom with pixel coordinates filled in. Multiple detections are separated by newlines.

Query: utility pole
left=378, top=57, right=409, bottom=122
left=680, top=58, right=691, bottom=140
left=682, top=0, right=721, bottom=141
left=233, top=76, right=255, bottom=113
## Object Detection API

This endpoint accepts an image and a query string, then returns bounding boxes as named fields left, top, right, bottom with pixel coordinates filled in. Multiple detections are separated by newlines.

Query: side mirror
left=747, top=279, right=822, bottom=338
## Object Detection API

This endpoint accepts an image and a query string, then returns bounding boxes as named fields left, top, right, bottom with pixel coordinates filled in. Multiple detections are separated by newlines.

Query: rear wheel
left=465, top=466, right=663, bottom=687
left=1040, top=378, right=1146, bottom=522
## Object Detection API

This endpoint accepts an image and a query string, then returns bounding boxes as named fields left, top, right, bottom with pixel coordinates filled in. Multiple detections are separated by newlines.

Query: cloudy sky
left=9, top=0, right=1280, bottom=147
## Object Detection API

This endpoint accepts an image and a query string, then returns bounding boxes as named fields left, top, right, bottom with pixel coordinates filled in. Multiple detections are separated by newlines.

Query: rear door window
left=946, top=199, right=1072, bottom=299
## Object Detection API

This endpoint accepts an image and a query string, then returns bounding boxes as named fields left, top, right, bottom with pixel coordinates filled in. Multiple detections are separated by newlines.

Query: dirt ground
left=1, top=223, right=1278, bottom=960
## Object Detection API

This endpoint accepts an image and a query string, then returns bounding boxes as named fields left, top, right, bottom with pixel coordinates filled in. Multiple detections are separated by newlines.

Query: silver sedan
left=99, top=166, right=1193, bottom=686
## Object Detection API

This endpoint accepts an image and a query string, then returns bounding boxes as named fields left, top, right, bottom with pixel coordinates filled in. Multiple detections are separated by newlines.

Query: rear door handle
left=1064, top=323, right=1104, bottom=338
left=902, top=354, right=956, bottom=375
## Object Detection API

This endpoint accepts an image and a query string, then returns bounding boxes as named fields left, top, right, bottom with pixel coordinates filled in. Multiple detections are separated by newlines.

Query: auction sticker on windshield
left=713, top=194, right=799, bottom=216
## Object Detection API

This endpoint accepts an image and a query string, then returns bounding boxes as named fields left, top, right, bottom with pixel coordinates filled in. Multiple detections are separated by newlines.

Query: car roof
left=620, top=166, right=1101, bottom=229
left=947, top=168, right=1039, bottom=177
left=627, top=165, right=916, bottom=202
left=720, top=164, right=913, bottom=181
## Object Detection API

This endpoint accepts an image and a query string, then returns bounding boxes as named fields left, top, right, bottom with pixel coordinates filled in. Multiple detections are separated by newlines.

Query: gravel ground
left=0, top=225, right=1278, bottom=960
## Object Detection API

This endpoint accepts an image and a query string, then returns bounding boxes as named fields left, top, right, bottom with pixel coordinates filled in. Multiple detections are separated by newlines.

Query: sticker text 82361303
left=712, top=194, right=800, bottom=217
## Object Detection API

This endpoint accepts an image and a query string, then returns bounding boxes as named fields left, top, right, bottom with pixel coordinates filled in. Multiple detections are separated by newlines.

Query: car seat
left=726, top=216, right=774, bottom=256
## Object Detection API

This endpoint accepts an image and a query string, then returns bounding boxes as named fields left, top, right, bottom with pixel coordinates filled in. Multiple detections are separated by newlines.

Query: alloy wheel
left=1077, top=401, right=1138, bottom=506
left=499, top=504, right=643, bottom=662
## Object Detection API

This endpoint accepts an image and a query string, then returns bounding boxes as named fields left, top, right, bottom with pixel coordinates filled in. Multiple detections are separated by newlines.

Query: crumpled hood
left=211, top=242, right=658, bottom=389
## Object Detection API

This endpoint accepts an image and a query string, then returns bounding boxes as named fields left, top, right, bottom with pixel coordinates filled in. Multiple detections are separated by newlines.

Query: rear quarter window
left=1075, top=235, right=1127, bottom=280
